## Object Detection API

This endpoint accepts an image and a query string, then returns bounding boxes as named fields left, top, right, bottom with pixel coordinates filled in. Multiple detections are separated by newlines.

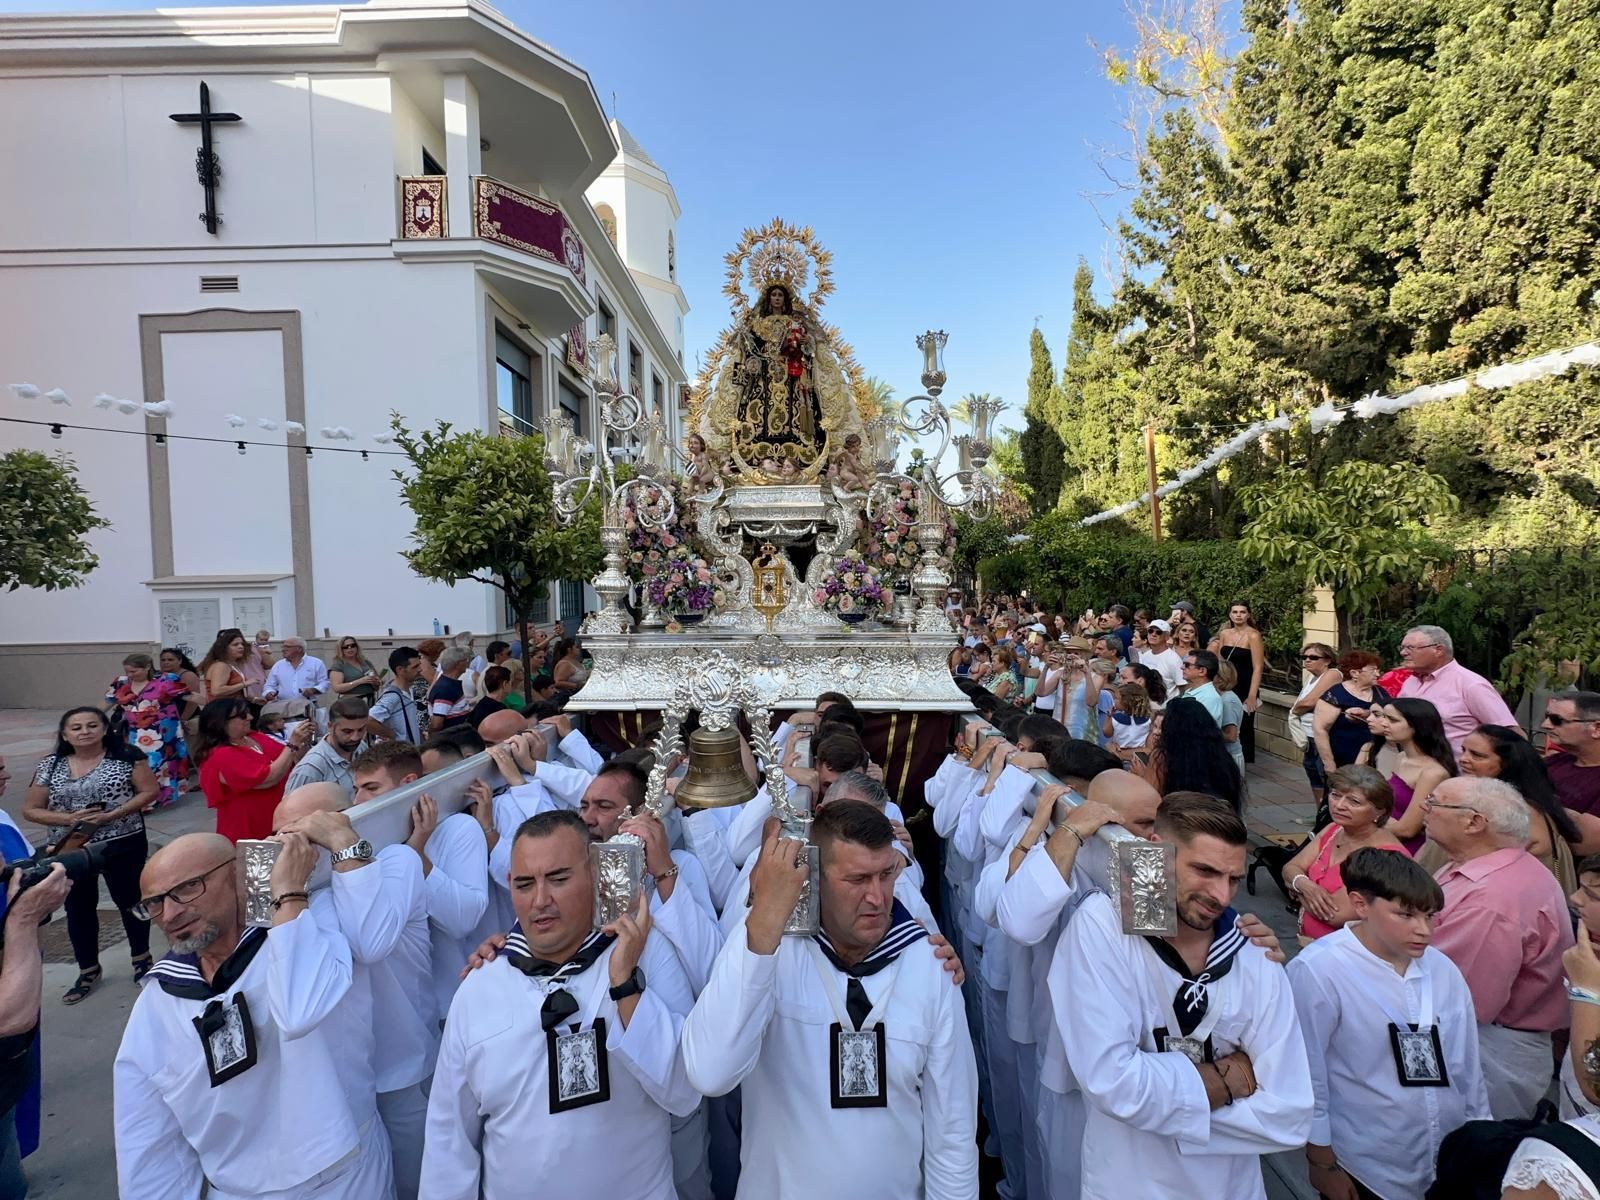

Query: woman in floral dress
left=106, top=652, right=190, bottom=806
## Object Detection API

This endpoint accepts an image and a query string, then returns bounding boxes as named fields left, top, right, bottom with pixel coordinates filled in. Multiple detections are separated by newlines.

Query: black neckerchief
left=1143, top=908, right=1245, bottom=1036
left=504, top=927, right=616, bottom=1031
left=815, top=900, right=928, bottom=1030
left=147, top=927, right=268, bottom=1000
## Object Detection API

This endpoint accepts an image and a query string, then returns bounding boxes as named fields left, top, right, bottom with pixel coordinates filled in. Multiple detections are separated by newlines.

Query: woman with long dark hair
left=198, top=628, right=252, bottom=703
left=1120, top=661, right=1168, bottom=708
left=194, top=696, right=312, bottom=842
left=21, top=707, right=157, bottom=1002
left=1360, top=698, right=1456, bottom=852
left=1460, top=723, right=1580, bottom=892
left=1143, top=696, right=1244, bottom=814
left=1209, top=601, right=1266, bottom=763
left=106, top=651, right=190, bottom=807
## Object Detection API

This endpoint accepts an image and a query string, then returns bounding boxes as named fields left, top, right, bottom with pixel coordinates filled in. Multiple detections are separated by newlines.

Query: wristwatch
left=330, top=838, right=376, bottom=866
left=608, top=966, right=646, bottom=1002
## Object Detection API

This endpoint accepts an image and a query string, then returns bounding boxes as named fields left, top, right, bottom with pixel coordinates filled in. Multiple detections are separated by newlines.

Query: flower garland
left=623, top=479, right=702, bottom=585
left=646, top=554, right=723, bottom=615
left=813, top=557, right=888, bottom=619
left=860, top=480, right=956, bottom=586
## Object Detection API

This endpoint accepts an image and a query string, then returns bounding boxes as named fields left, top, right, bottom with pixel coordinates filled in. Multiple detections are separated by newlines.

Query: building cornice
left=593, top=159, right=681, bottom=220
left=569, top=200, right=687, bottom=385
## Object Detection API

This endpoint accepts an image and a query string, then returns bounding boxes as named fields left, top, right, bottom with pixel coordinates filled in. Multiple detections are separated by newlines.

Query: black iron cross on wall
left=169, top=82, right=242, bottom=235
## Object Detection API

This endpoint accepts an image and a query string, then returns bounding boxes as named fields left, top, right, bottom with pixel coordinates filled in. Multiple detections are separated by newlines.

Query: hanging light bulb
left=236, top=441, right=247, bottom=456
left=49, top=423, right=63, bottom=439
left=360, top=450, right=369, bottom=461
left=154, top=432, right=166, bottom=446
left=305, top=446, right=314, bottom=458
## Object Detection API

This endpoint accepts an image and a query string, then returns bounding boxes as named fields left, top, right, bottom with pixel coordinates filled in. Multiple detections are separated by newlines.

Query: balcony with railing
left=395, top=173, right=593, bottom=332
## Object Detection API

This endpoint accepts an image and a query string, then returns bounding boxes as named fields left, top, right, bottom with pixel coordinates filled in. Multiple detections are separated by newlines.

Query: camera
left=0, top=830, right=106, bottom=896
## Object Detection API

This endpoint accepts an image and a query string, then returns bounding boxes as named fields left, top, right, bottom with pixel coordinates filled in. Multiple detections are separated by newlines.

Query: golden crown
left=747, top=237, right=810, bottom=297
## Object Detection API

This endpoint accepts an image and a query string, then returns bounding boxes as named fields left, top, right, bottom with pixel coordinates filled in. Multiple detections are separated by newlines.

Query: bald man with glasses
left=1396, top=625, right=1518, bottom=754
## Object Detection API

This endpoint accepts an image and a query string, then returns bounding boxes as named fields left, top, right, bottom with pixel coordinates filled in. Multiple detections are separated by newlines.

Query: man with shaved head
left=475, top=708, right=527, bottom=748
left=113, top=831, right=395, bottom=1198
left=274, top=781, right=432, bottom=1200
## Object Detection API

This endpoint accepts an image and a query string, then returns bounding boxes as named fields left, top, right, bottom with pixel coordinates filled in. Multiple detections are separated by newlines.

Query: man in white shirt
left=420, top=810, right=699, bottom=1200
left=114, top=832, right=394, bottom=1199
left=682, top=802, right=979, bottom=1199
left=1289, top=848, right=1488, bottom=1200
left=262, top=636, right=331, bottom=710
left=1134, top=619, right=1186, bottom=695
left=350, top=742, right=489, bottom=1018
left=274, top=782, right=436, bottom=1200
left=1056, top=792, right=1313, bottom=1200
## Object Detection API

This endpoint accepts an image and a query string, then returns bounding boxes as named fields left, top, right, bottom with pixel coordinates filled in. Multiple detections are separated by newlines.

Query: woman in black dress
left=1211, top=601, right=1266, bottom=763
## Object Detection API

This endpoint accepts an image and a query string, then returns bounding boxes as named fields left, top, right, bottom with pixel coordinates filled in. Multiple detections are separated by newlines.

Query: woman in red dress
left=193, top=697, right=312, bottom=842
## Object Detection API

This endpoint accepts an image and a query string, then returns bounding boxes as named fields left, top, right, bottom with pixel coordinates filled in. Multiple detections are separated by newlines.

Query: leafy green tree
left=391, top=417, right=602, bottom=700
left=1237, top=461, right=1459, bottom=646
left=1018, top=327, right=1065, bottom=514
left=0, top=449, right=110, bottom=592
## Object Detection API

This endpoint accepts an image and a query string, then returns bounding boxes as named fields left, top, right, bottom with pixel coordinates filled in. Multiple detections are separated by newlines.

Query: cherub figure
left=828, top=432, right=872, bottom=495
left=684, top=433, right=725, bottom=497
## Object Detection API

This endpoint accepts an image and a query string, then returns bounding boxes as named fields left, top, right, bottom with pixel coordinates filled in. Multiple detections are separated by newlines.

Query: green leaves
left=389, top=414, right=603, bottom=622
left=0, top=449, right=110, bottom=592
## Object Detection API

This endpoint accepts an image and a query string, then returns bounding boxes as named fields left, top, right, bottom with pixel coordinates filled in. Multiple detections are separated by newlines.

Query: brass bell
left=674, top=725, right=758, bottom=810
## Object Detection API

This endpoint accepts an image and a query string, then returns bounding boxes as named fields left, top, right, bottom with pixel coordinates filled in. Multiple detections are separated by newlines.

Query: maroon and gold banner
left=473, top=176, right=587, bottom=285
left=566, top=323, right=589, bottom=375
left=400, top=176, right=446, bottom=239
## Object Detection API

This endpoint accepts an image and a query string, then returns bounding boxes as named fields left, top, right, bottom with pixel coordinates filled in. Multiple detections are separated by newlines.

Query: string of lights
left=0, top=416, right=405, bottom=459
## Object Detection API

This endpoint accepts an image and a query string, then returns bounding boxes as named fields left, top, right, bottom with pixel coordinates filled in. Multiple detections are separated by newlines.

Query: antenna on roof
left=612, top=91, right=618, bottom=121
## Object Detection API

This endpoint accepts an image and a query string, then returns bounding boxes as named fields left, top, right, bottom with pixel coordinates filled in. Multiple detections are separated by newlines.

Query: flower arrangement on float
left=646, top=555, right=724, bottom=625
left=861, top=480, right=956, bottom=588
left=622, top=479, right=700, bottom=586
left=813, top=557, right=888, bottom=624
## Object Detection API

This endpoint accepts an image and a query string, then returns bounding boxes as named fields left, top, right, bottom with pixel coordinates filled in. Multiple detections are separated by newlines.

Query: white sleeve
left=266, top=899, right=355, bottom=1039
left=330, top=844, right=424, bottom=963
left=920, top=960, right=981, bottom=1200
left=558, top=729, right=605, bottom=775
left=951, top=776, right=990, bottom=864
left=113, top=1006, right=206, bottom=1200
left=1056, top=895, right=1212, bottom=1145
left=718, top=867, right=755, bottom=938
left=532, top=761, right=593, bottom=809
left=973, top=850, right=1016, bottom=928
left=682, top=809, right=739, bottom=914
left=1185, top=955, right=1313, bottom=1157
left=487, top=786, right=552, bottom=895
left=932, top=764, right=981, bottom=839
left=610, top=936, right=701, bottom=1118
left=419, top=996, right=484, bottom=1200
left=310, top=659, right=330, bottom=691
left=895, top=869, right=937, bottom=929
left=649, top=852, right=725, bottom=996
left=1286, top=956, right=1336, bottom=1146
left=997, top=846, right=1079, bottom=946
left=424, top=815, right=489, bottom=939
left=725, top=787, right=774, bottom=871
left=978, top=768, right=1033, bottom=851
left=680, top=924, right=780, bottom=1097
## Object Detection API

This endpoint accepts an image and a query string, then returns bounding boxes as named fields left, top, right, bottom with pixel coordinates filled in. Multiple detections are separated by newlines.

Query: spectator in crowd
left=1291, top=643, right=1342, bottom=810
left=500, top=661, right=531, bottom=712
left=283, top=697, right=369, bottom=797
left=484, top=640, right=512, bottom=669
left=368, top=646, right=425, bottom=744
left=1289, top=849, right=1488, bottom=1200
left=198, top=628, right=252, bottom=704
left=1460, top=723, right=1582, bottom=894
left=0, top=862, right=70, bottom=1196
left=328, top=636, right=382, bottom=707
left=1314, top=649, right=1390, bottom=775
left=416, top=638, right=445, bottom=690
left=1088, top=659, right=1119, bottom=746
left=106, top=652, right=190, bottom=807
left=1281, top=765, right=1409, bottom=945
left=241, top=631, right=273, bottom=700
left=261, top=636, right=330, bottom=714
left=1103, top=682, right=1153, bottom=755
left=987, top=646, right=1023, bottom=701
left=1141, top=696, right=1243, bottom=814
left=1120, top=661, right=1169, bottom=709
left=22, top=707, right=157, bottom=1001
left=1398, top=625, right=1519, bottom=754
left=1214, top=660, right=1247, bottom=777
left=1094, top=636, right=1125, bottom=672
left=1367, top=698, right=1457, bottom=854
left=426, top=647, right=475, bottom=733
left=1425, top=776, right=1574, bottom=1119
left=1135, top=618, right=1186, bottom=697
left=550, top=638, right=588, bottom=697
left=1211, top=601, right=1266, bottom=763
left=1543, top=690, right=1600, bottom=816
left=1169, top=600, right=1209, bottom=647
left=468, top=666, right=514, bottom=727
left=159, top=647, right=205, bottom=711
left=1179, top=648, right=1225, bottom=723
left=1054, top=638, right=1095, bottom=739
left=194, top=696, right=313, bottom=842
left=1103, top=604, right=1134, bottom=657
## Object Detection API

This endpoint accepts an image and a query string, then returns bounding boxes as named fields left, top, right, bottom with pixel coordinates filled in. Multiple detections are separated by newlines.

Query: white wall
left=390, top=79, right=446, bottom=180
left=0, top=71, right=396, bottom=251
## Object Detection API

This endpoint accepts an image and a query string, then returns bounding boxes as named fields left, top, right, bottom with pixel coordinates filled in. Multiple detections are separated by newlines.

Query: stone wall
left=1256, top=688, right=1301, bottom=764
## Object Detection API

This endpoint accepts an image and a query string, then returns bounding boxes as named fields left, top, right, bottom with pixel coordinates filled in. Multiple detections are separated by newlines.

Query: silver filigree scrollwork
left=238, top=839, right=282, bottom=929
left=1112, top=840, right=1177, bottom=937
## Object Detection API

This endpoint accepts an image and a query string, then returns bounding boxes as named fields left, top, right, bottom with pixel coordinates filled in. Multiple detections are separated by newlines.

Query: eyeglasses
left=1545, top=713, right=1598, bottom=728
left=133, top=859, right=233, bottom=921
left=1400, top=641, right=1440, bottom=653
left=1423, top=798, right=1477, bottom=814
left=1301, top=653, right=1329, bottom=661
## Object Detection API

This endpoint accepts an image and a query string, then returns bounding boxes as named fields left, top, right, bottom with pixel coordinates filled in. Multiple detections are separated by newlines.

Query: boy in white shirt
left=1288, top=848, right=1488, bottom=1200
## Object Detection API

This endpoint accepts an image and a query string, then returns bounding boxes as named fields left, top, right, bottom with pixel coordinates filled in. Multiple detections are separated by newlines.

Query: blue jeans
left=0, top=1107, right=25, bottom=1200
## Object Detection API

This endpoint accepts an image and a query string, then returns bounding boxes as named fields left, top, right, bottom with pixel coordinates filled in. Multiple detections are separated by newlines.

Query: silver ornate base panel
left=566, top=629, right=970, bottom=712
left=1110, top=839, right=1178, bottom=937
left=591, top=836, right=645, bottom=929
left=238, top=840, right=282, bottom=929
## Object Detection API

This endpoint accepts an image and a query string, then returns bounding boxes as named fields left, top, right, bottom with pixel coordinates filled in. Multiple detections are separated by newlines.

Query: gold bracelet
left=1065, top=825, right=1086, bottom=848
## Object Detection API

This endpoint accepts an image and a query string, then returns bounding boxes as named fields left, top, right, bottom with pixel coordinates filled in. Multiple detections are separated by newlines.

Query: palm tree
left=859, top=376, right=904, bottom=422
left=947, top=392, right=994, bottom=430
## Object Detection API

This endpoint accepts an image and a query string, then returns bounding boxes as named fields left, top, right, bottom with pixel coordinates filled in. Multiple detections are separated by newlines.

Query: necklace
left=67, top=751, right=106, bottom=780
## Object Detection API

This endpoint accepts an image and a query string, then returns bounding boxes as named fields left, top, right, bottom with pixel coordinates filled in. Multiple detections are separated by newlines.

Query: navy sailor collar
left=146, top=927, right=269, bottom=1000
left=814, top=900, right=929, bottom=978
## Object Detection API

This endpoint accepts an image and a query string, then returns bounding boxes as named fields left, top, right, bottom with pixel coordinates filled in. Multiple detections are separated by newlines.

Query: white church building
left=0, top=0, right=689, bottom=708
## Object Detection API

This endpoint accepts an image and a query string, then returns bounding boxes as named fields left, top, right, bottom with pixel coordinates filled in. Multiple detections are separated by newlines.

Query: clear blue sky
left=13, top=0, right=1143, bottom=433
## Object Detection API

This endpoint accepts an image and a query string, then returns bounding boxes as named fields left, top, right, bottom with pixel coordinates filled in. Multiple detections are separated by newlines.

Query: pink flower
left=696, top=568, right=712, bottom=583
left=670, top=571, right=685, bottom=584
left=884, top=553, right=898, bottom=566
left=885, top=531, right=899, bottom=544
left=813, top=590, right=828, bottom=605
left=661, top=534, right=677, bottom=549
left=839, top=594, right=855, bottom=613
left=642, top=564, right=657, bottom=576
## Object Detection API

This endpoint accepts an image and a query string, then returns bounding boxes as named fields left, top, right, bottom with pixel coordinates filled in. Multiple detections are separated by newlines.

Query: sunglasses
left=1546, top=713, right=1598, bottom=728
left=1301, top=653, right=1328, bottom=661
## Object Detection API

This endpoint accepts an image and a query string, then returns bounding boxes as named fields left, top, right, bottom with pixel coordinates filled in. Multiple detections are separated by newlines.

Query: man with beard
left=114, top=832, right=393, bottom=1198
left=1055, top=792, right=1313, bottom=1200
left=421, top=811, right=697, bottom=1199
left=285, top=697, right=369, bottom=797
left=681, top=802, right=978, bottom=1198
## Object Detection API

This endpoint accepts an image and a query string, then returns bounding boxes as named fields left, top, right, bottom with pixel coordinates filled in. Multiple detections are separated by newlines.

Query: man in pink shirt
left=1424, top=775, right=1573, bottom=1119
left=1397, top=625, right=1519, bottom=754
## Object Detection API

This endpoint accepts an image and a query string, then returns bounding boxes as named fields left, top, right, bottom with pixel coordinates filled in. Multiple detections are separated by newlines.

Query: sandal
left=131, top=954, right=154, bottom=984
left=62, top=966, right=102, bottom=1005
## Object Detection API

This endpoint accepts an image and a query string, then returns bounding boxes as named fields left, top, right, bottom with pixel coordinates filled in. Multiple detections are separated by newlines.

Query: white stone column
left=442, top=74, right=482, bottom=238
